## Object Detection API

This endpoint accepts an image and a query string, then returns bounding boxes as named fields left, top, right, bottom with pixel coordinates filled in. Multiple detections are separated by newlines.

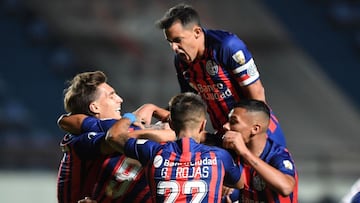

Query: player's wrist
left=122, top=113, right=137, bottom=124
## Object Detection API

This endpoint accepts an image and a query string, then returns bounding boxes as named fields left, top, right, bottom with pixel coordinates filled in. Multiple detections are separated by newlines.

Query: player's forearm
left=57, top=113, right=87, bottom=134
left=135, top=129, right=176, bottom=143
left=241, top=150, right=295, bottom=196
left=105, top=115, right=134, bottom=153
left=152, top=106, right=170, bottom=122
left=134, top=103, right=170, bottom=123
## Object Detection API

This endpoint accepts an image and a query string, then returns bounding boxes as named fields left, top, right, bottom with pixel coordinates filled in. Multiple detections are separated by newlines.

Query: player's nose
left=223, top=122, right=230, bottom=131
left=170, top=42, right=179, bottom=52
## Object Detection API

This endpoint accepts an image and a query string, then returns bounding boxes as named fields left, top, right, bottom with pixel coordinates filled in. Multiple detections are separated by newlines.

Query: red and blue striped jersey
left=57, top=117, right=151, bottom=203
left=125, top=137, right=243, bottom=203
left=57, top=131, right=108, bottom=203
left=175, top=28, right=286, bottom=146
left=239, top=139, right=298, bottom=203
left=92, top=154, right=152, bottom=203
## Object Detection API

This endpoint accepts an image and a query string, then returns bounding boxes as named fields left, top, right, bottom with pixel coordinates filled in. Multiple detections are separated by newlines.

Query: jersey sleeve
left=270, top=149, right=296, bottom=177
left=220, top=35, right=260, bottom=86
left=72, top=131, right=106, bottom=159
left=81, top=117, right=117, bottom=132
left=220, top=148, right=242, bottom=186
left=124, top=138, right=161, bottom=166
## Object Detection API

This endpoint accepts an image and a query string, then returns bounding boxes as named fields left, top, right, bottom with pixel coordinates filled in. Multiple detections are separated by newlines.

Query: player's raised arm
left=57, top=113, right=87, bottom=134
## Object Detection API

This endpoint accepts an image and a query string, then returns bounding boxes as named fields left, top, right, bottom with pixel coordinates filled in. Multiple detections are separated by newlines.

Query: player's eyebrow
left=166, top=37, right=181, bottom=43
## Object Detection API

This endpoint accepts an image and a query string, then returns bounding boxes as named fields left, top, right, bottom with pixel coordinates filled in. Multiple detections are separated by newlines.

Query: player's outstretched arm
left=57, top=113, right=87, bottom=134
left=106, top=113, right=176, bottom=153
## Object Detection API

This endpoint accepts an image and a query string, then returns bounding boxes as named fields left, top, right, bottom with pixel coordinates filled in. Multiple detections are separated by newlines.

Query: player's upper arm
left=240, top=79, right=265, bottom=102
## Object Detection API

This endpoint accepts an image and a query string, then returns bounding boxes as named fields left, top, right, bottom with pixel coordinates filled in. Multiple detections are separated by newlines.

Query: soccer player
left=156, top=3, right=287, bottom=147
left=57, top=70, right=175, bottom=203
left=106, top=92, right=244, bottom=203
left=222, top=99, right=298, bottom=202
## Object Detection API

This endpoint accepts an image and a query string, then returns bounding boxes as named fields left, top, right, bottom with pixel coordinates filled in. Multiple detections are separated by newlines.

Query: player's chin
left=114, top=111, right=122, bottom=120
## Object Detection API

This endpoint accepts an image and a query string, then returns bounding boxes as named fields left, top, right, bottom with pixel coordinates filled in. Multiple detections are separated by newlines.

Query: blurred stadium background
left=0, top=0, right=359, bottom=202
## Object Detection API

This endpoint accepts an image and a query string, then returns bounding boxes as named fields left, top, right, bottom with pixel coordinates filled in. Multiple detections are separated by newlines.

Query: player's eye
left=172, top=38, right=181, bottom=43
left=229, top=118, right=237, bottom=125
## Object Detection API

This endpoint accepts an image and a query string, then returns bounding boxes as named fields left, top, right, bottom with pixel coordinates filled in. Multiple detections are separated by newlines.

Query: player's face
left=164, top=21, right=200, bottom=63
left=227, top=108, right=253, bottom=143
left=92, top=83, right=123, bottom=120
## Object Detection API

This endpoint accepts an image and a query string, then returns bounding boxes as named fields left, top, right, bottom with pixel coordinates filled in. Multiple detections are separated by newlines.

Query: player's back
left=57, top=133, right=107, bottom=203
left=80, top=116, right=151, bottom=202
left=93, top=154, right=151, bottom=203
left=147, top=137, right=241, bottom=203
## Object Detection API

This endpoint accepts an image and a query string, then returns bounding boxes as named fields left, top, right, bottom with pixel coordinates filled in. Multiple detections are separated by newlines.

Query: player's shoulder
left=205, top=29, right=242, bottom=45
left=201, top=143, right=231, bottom=156
left=60, top=133, right=74, bottom=147
left=266, top=139, right=295, bottom=165
left=268, top=139, right=291, bottom=154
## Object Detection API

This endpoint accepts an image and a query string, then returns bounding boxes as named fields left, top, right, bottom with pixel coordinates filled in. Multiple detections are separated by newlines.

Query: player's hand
left=222, top=130, right=247, bottom=155
left=133, top=103, right=156, bottom=125
left=222, top=186, right=234, bottom=203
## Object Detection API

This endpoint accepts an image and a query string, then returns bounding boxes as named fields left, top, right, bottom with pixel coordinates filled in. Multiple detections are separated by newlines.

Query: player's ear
left=168, top=117, right=175, bottom=131
left=89, top=101, right=100, bottom=115
left=194, top=26, right=202, bottom=38
left=199, top=119, right=207, bottom=133
left=251, top=124, right=261, bottom=135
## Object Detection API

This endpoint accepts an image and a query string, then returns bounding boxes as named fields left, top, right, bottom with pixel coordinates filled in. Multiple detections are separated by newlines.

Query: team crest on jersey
left=206, top=60, right=218, bottom=76
left=153, top=155, right=163, bottom=168
left=252, top=174, right=266, bottom=191
left=232, top=50, right=246, bottom=65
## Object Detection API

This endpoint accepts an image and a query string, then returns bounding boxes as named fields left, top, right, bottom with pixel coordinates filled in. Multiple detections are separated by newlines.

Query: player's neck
left=178, top=130, right=201, bottom=143
left=248, top=133, right=267, bottom=157
left=195, top=35, right=205, bottom=60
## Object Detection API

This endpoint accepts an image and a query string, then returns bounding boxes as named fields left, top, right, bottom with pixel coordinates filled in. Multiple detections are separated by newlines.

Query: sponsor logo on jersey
left=232, top=50, right=246, bottom=65
left=163, top=157, right=217, bottom=167
left=159, top=157, right=217, bottom=178
left=194, top=82, right=233, bottom=101
left=153, top=155, right=163, bottom=168
left=206, top=60, right=219, bottom=76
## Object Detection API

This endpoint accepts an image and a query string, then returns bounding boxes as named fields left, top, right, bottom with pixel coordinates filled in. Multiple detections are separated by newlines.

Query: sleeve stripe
left=232, top=58, right=255, bottom=74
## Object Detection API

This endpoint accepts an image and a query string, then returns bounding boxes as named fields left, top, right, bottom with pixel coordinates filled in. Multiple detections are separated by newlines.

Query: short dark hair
left=169, top=92, right=206, bottom=131
left=63, top=71, right=107, bottom=115
left=233, top=99, right=270, bottom=119
left=156, top=3, right=201, bottom=29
